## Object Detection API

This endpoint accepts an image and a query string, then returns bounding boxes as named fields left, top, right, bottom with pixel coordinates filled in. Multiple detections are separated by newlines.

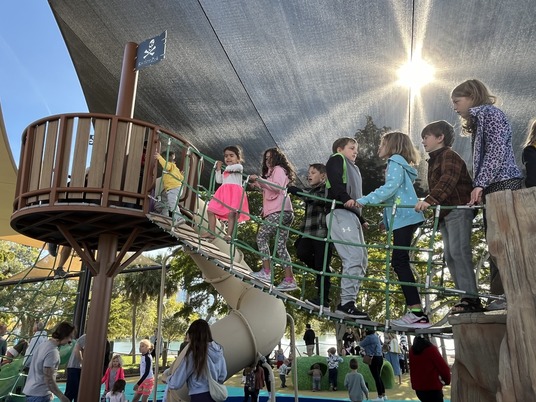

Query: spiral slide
left=149, top=212, right=287, bottom=401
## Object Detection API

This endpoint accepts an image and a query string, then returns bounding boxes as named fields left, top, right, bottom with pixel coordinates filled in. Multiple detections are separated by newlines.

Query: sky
left=0, top=2, right=88, bottom=164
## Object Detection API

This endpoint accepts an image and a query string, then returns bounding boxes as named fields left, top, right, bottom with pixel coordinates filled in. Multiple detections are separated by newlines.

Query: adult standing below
left=360, top=329, right=385, bottom=401
left=409, top=336, right=451, bottom=402
left=384, top=333, right=402, bottom=385
left=24, top=322, right=48, bottom=369
left=23, top=321, right=75, bottom=402
left=165, top=319, right=227, bottom=402
left=342, top=328, right=356, bottom=356
left=303, top=324, right=316, bottom=357
left=64, top=333, right=86, bottom=401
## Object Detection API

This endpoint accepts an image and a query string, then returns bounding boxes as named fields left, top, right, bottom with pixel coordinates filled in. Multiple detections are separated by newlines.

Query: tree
left=122, top=268, right=178, bottom=363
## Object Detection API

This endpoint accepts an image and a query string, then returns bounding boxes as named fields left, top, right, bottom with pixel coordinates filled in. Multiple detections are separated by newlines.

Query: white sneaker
left=252, top=269, right=271, bottom=282
left=275, top=279, right=298, bottom=292
left=391, top=312, right=432, bottom=328
left=173, top=216, right=186, bottom=228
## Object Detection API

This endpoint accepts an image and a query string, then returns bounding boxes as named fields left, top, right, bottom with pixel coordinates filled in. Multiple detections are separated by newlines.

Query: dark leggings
left=392, top=223, right=421, bottom=306
left=369, top=355, right=385, bottom=396
left=416, top=389, right=444, bottom=402
left=296, top=237, right=332, bottom=298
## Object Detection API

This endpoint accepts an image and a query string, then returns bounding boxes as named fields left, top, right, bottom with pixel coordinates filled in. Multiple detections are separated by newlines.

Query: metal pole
left=286, top=313, right=299, bottom=402
left=152, top=247, right=183, bottom=402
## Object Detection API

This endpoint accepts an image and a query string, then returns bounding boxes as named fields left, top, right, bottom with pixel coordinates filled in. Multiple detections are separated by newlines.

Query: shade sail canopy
left=45, top=0, right=535, bottom=181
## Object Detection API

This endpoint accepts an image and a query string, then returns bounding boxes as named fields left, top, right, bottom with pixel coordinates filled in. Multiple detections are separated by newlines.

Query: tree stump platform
left=449, top=311, right=506, bottom=402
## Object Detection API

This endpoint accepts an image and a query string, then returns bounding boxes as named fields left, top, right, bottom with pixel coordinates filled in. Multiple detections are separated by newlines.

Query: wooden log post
left=486, top=188, right=536, bottom=401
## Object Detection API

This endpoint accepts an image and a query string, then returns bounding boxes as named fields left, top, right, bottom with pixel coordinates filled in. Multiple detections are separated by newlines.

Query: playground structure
left=3, top=40, right=535, bottom=402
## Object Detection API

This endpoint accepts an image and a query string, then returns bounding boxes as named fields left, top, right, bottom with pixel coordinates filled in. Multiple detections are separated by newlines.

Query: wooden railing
left=13, top=113, right=200, bottom=216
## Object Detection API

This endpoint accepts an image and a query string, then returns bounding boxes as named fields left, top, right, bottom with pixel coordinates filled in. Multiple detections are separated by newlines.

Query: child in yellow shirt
left=154, top=151, right=186, bottom=228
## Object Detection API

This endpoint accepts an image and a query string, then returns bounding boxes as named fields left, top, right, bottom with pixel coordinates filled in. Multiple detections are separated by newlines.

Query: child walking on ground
left=288, top=163, right=333, bottom=309
left=416, top=120, right=484, bottom=313
left=105, top=379, right=126, bottom=402
left=308, top=363, right=323, bottom=391
left=278, top=359, right=290, bottom=388
left=356, top=131, right=428, bottom=328
left=132, top=339, right=154, bottom=402
left=522, top=119, right=536, bottom=188
left=344, top=358, right=369, bottom=402
left=325, top=137, right=369, bottom=318
left=154, top=151, right=186, bottom=229
left=327, top=347, right=343, bottom=391
left=250, top=148, right=298, bottom=291
left=451, top=79, right=523, bottom=303
left=203, top=145, right=250, bottom=242
left=101, top=354, right=125, bottom=397
left=243, top=365, right=257, bottom=402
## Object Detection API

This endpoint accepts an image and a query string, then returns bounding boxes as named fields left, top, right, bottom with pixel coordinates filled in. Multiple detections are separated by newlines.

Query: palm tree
left=123, top=268, right=178, bottom=363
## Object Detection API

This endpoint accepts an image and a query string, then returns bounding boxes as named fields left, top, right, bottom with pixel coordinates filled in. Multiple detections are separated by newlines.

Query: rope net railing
left=0, top=244, right=78, bottom=399
left=154, top=133, right=495, bottom=331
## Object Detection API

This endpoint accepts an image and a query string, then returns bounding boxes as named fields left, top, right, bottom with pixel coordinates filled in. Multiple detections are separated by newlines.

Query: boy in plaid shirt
left=416, top=120, right=483, bottom=313
left=288, top=163, right=332, bottom=309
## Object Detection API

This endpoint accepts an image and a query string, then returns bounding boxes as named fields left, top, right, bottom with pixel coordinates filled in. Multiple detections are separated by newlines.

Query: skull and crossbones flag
left=136, top=31, right=167, bottom=70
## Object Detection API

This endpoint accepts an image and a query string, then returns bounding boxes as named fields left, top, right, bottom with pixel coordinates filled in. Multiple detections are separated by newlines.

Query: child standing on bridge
left=155, top=151, right=186, bottom=229
left=250, top=148, right=297, bottom=292
left=288, top=163, right=333, bottom=309
left=416, top=120, right=483, bottom=314
left=203, top=145, right=250, bottom=242
left=356, top=131, right=428, bottom=328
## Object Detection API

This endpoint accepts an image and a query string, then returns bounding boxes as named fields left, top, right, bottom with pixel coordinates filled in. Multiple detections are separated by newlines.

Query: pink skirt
left=207, top=183, right=250, bottom=222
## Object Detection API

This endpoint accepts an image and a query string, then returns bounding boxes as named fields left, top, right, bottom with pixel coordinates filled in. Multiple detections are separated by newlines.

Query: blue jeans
left=440, top=209, right=478, bottom=298
left=26, top=396, right=51, bottom=402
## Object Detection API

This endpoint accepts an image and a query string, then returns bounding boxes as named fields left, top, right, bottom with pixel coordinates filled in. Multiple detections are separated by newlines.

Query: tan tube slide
left=167, top=232, right=287, bottom=401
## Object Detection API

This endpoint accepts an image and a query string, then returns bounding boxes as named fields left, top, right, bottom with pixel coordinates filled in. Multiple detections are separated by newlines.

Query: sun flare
left=397, top=58, right=435, bottom=91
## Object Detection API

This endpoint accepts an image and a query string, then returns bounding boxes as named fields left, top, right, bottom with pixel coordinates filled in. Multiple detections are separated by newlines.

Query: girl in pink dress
left=202, top=145, right=250, bottom=242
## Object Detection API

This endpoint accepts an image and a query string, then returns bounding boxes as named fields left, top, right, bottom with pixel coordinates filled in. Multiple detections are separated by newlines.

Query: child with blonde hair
left=101, top=354, right=125, bottom=396
left=132, top=339, right=154, bottom=402
left=326, top=346, right=343, bottom=391
left=357, top=131, right=429, bottom=328
left=451, top=79, right=523, bottom=303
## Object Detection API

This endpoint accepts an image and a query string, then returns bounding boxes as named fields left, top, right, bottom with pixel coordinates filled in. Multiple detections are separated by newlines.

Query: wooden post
left=77, top=234, right=118, bottom=402
left=486, top=188, right=536, bottom=402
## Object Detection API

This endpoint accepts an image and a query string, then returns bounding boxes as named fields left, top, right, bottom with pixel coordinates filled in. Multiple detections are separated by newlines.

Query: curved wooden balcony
left=11, top=113, right=200, bottom=252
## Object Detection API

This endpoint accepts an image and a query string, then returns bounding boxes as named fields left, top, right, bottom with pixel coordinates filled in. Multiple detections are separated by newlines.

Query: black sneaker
left=336, top=301, right=369, bottom=319
left=53, top=267, right=67, bottom=279
left=306, top=297, right=331, bottom=311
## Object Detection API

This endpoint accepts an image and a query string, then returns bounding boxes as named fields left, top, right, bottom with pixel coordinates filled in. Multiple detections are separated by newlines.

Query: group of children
left=306, top=348, right=368, bottom=401
left=154, top=78, right=535, bottom=328
left=99, top=340, right=155, bottom=402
